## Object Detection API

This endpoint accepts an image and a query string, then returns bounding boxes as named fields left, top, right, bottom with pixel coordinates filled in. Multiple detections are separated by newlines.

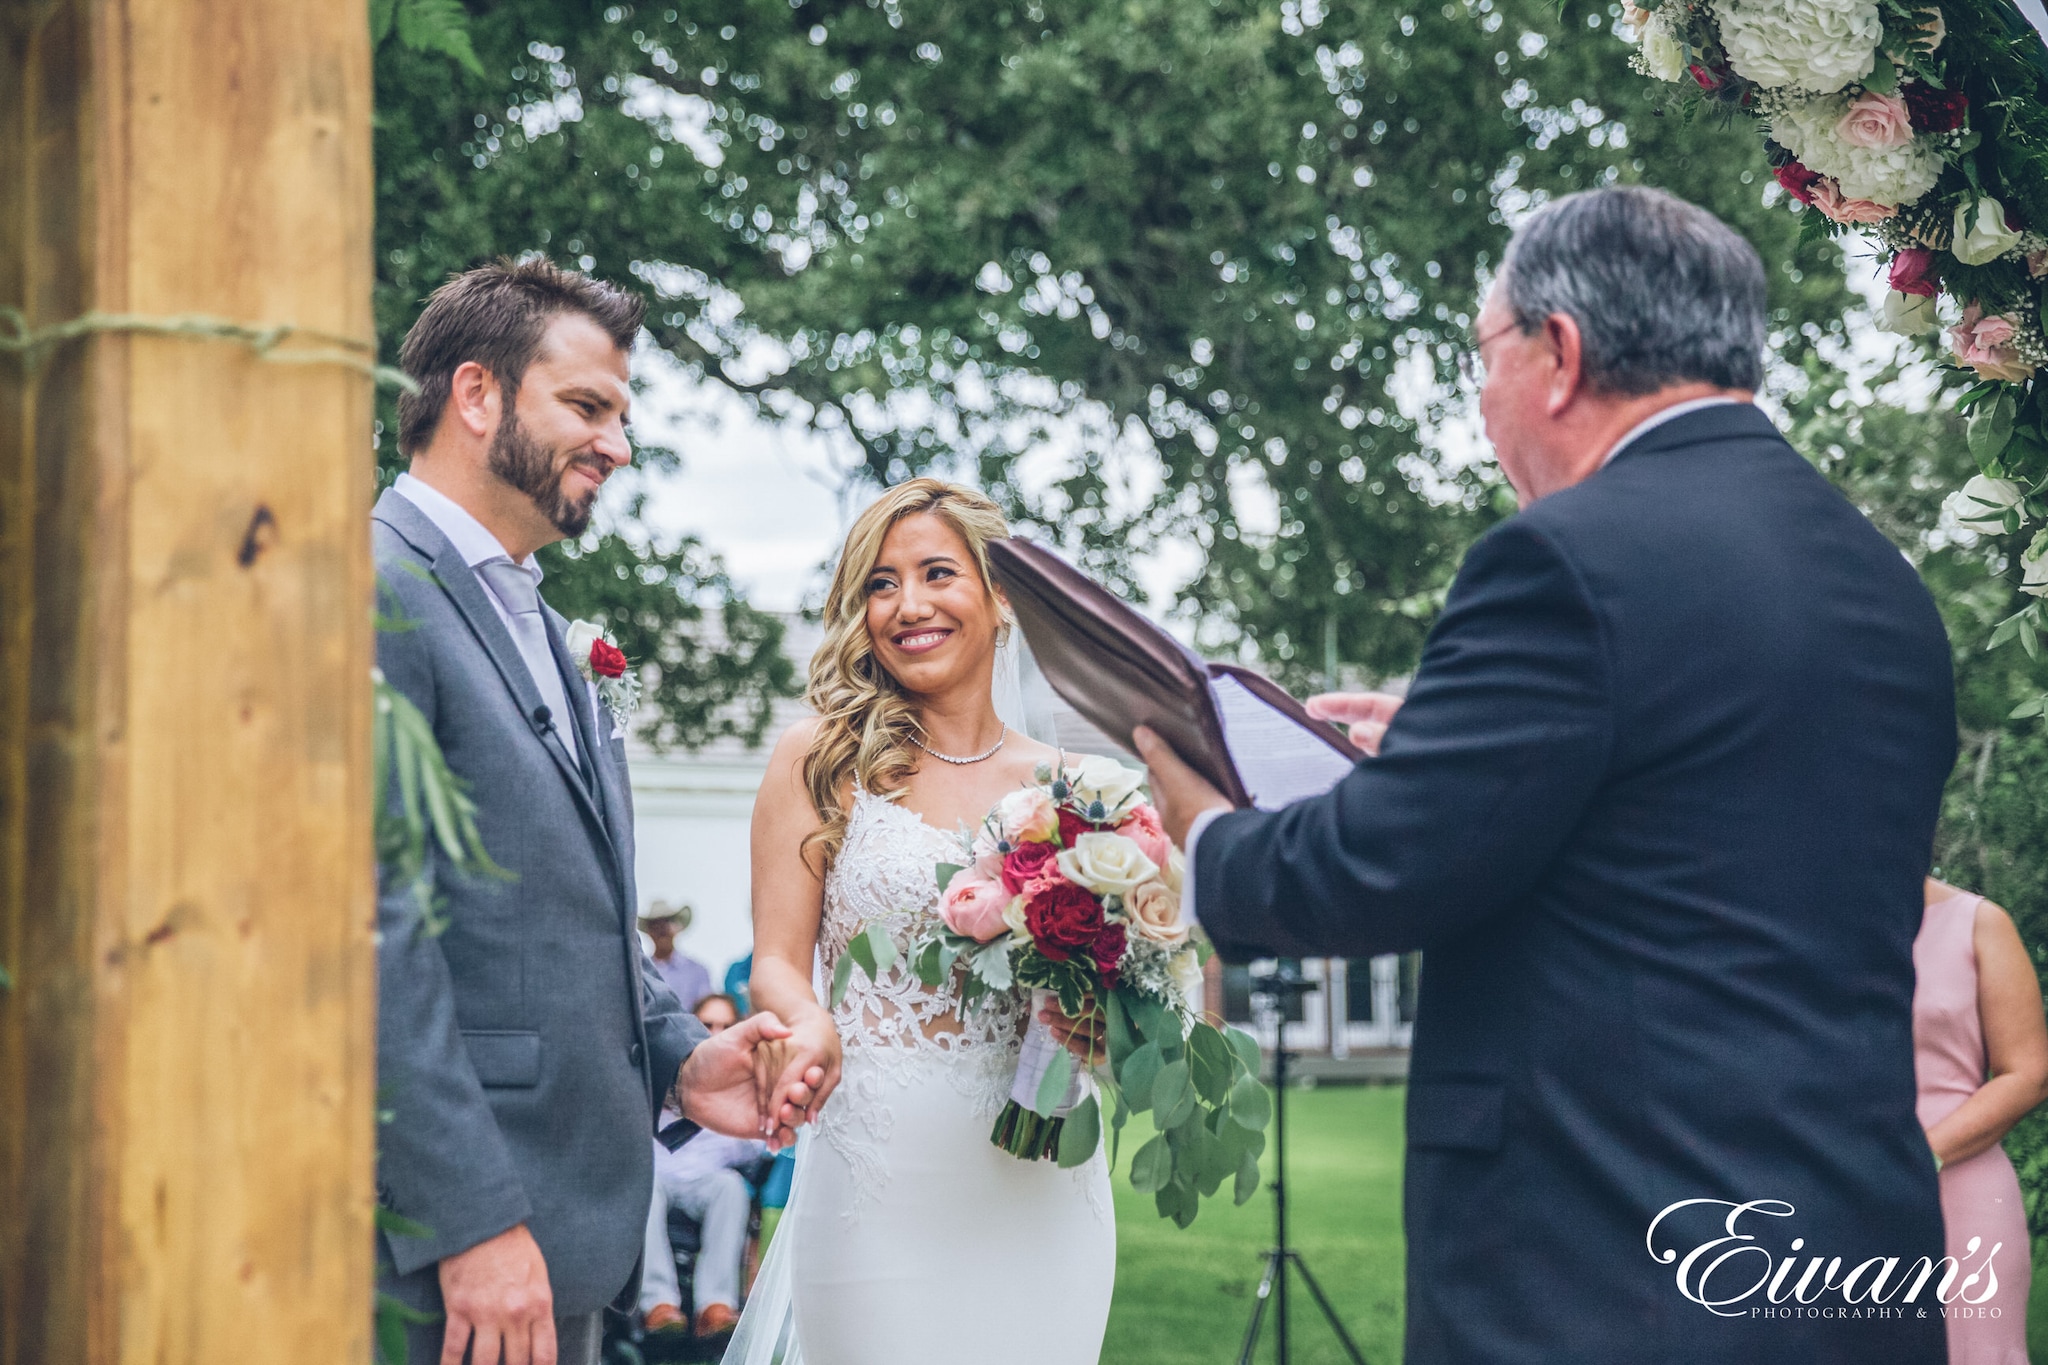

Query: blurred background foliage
left=371, top=0, right=2048, bottom=1215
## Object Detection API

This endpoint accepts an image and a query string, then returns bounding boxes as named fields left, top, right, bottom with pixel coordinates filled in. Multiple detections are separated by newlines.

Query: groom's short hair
left=1499, top=186, right=1766, bottom=395
left=396, top=257, right=646, bottom=455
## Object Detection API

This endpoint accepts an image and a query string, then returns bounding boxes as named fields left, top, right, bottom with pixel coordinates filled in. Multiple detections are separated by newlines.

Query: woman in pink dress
left=1915, top=878, right=2048, bottom=1365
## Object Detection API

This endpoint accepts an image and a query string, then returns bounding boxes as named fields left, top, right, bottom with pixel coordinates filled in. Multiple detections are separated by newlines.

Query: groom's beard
left=488, top=410, right=603, bottom=538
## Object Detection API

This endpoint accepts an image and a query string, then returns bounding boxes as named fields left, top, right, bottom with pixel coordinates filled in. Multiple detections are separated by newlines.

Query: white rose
left=1170, top=947, right=1207, bottom=1010
left=1068, top=754, right=1146, bottom=818
left=1127, top=878, right=1188, bottom=945
left=1001, top=893, right=1029, bottom=936
left=1945, top=475, right=2025, bottom=536
left=565, top=619, right=604, bottom=660
left=1877, top=290, right=1940, bottom=336
left=1640, top=21, right=1687, bottom=82
left=2023, top=535, right=2048, bottom=599
left=1952, top=198, right=2024, bottom=267
left=1056, top=831, right=1158, bottom=898
left=1161, top=846, right=1186, bottom=894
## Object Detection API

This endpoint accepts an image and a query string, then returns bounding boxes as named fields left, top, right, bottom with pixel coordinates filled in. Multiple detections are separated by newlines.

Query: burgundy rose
left=1902, top=82, right=1968, bottom=134
left=1773, top=161, right=1821, bottom=206
left=1091, top=921, right=1128, bottom=988
left=1057, top=806, right=1094, bottom=848
left=1000, top=840, right=1060, bottom=897
left=1887, top=248, right=1940, bottom=299
left=588, top=638, right=628, bottom=679
left=1688, top=63, right=1721, bottom=91
left=1024, top=878, right=1105, bottom=961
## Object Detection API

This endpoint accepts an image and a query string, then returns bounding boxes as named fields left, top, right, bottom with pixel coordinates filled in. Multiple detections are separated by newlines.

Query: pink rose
left=1115, top=804, right=1173, bottom=870
left=940, top=873, right=1014, bottom=942
left=1000, top=840, right=1061, bottom=896
left=995, top=787, right=1058, bottom=845
left=1836, top=92, right=1914, bottom=150
left=1948, top=304, right=2037, bottom=384
left=1810, top=180, right=1897, bottom=225
left=1887, top=248, right=1939, bottom=298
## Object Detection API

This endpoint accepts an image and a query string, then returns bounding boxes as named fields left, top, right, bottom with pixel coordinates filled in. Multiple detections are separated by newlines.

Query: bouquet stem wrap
left=991, top=988, right=1087, bottom=1159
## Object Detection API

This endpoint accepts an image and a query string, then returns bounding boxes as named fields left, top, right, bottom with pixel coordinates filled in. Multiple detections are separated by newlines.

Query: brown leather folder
left=988, top=537, right=1360, bottom=809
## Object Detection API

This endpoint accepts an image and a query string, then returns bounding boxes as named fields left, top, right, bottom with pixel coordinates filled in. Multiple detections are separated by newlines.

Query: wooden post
left=0, top=3, right=376, bottom=1363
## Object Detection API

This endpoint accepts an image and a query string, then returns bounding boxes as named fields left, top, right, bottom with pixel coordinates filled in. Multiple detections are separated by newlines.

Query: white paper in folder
left=1209, top=673, right=1359, bottom=811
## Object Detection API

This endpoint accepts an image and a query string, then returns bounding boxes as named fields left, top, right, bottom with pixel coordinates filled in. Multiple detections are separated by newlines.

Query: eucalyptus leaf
left=829, top=952, right=856, bottom=1009
left=1224, top=1026, right=1263, bottom=1078
left=1189, top=1023, right=1235, bottom=1105
left=1153, top=1058, right=1197, bottom=1129
left=1057, top=1093, right=1103, bottom=1168
left=1120, top=1040, right=1164, bottom=1112
left=865, top=922, right=899, bottom=976
left=1235, top=1151, right=1264, bottom=1205
left=1129, top=1134, right=1174, bottom=1193
left=935, top=861, right=966, bottom=895
left=1034, top=1044, right=1076, bottom=1117
left=1228, top=1073, right=1273, bottom=1130
left=847, top=930, right=878, bottom=978
left=1106, top=989, right=1139, bottom=1067
left=1187, top=1124, right=1231, bottom=1196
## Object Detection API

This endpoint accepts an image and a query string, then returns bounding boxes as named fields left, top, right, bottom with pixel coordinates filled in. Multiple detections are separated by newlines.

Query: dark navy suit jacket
left=1196, top=404, right=1955, bottom=1363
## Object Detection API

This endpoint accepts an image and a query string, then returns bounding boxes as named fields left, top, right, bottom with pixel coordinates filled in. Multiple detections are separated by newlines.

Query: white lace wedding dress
left=725, top=785, right=1115, bottom=1365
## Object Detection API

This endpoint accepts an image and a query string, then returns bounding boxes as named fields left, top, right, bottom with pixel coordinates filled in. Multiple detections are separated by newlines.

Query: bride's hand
left=1042, top=998, right=1108, bottom=1067
left=756, top=1006, right=843, bottom=1133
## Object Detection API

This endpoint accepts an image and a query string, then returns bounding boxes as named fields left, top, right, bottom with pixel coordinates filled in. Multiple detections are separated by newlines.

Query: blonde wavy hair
left=802, top=478, right=1012, bottom=869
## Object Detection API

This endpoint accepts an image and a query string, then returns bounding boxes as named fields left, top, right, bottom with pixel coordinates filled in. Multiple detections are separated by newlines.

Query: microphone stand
left=1237, top=968, right=1369, bottom=1365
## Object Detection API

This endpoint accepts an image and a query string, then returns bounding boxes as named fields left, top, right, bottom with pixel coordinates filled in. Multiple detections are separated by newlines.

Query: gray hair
left=1498, top=186, right=1766, bottom=395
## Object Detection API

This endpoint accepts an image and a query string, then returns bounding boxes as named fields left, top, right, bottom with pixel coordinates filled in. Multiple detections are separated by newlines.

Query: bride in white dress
left=730, top=478, right=1116, bottom=1365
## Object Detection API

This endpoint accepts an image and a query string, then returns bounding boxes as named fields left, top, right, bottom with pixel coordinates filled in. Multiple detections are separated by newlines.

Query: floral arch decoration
left=1623, top=0, right=2048, bottom=688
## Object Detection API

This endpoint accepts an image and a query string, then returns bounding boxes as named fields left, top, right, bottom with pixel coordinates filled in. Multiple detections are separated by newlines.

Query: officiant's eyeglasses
left=1456, top=321, right=1522, bottom=386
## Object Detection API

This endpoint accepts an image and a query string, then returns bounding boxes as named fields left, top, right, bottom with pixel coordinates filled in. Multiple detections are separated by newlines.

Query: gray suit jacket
left=372, top=488, right=705, bottom=1315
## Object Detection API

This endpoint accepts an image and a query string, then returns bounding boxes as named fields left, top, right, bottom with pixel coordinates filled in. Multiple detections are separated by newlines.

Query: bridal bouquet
left=860, top=755, right=1270, bottom=1227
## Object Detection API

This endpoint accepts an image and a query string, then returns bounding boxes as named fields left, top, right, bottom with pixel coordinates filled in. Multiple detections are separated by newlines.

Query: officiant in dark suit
left=373, top=260, right=819, bottom=1365
left=1137, top=187, right=1956, bottom=1364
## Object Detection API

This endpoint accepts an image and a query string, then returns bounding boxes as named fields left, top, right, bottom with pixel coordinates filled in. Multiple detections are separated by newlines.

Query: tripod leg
left=1237, top=1248, right=1282, bottom=1365
left=1285, top=1252, right=1370, bottom=1365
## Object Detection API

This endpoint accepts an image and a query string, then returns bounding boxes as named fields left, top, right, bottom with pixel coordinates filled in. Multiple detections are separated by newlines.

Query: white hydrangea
left=1769, top=95, right=1944, bottom=206
left=1714, top=0, right=1882, bottom=93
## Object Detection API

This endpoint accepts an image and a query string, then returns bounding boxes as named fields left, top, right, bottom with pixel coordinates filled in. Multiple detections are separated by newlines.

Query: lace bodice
left=819, top=785, right=1027, bottom=1058
left=808, top=786, right=1107, bottom=1224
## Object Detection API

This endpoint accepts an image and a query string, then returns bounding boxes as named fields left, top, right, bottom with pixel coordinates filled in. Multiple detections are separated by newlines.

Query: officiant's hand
left=677, top=1011, right=824, bottom=1150
left=1305, top=690, right=1404, bottom=756
left=1133, top=726, right=1232, bottom=850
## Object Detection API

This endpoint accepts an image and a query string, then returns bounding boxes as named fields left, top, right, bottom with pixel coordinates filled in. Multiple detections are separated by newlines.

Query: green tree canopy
left=373, top=0, right=1856, bottom=692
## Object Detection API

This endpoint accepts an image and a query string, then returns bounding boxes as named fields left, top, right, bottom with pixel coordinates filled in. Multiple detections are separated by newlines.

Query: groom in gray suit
left=374, top=259, right=818, bottom=1365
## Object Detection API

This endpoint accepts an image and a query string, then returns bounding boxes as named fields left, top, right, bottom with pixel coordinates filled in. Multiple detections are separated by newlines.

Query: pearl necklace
left=910, top=725, right=1008, bottom=765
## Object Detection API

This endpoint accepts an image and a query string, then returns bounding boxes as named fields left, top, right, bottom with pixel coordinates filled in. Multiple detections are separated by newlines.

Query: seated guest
left=640, top=900, right=713, bottom=1010
left=1916, top=878, right=2048, bottom=1364
left=640, top=993, right=769, bottom=1337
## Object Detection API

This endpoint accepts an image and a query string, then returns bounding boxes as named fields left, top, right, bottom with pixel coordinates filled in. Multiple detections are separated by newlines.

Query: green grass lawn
left=1104, top=1084, right=1407, bottom=1365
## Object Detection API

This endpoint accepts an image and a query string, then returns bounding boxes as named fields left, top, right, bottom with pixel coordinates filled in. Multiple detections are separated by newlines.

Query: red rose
left=1887, top=248, right=1940, bottom=298
left=1024, top=879, right=1104, bottom=961
left=588, top=638, right=628, bottom=679
left=1902, top=82, right=1967, bottom=133
left=1091, top=921, right=1128, bottom=988
left=1773, top=161, right=1821, bottom=206
left=1000, top=841, right=1060, bottom=897
left=1056, top=807, right=1093, bottom=848
left=1688, top=63, right=1721, bottom=91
